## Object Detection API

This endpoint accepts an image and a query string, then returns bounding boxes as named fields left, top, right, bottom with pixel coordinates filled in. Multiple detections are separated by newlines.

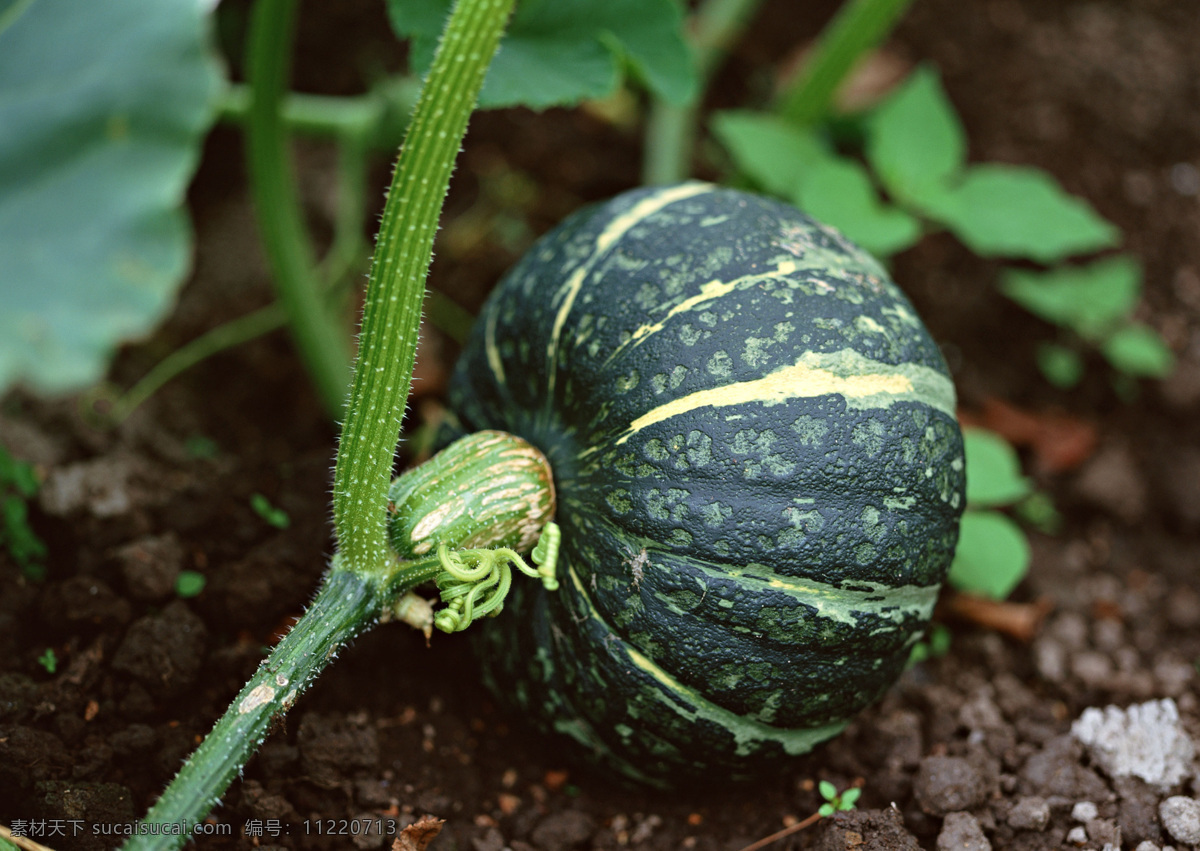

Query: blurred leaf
left=791, top=157, right=922, bottom=258
left=949, top=510, right=1031, bottom=599
left=388, top=0, right=696, bottom=109
left=865, top=66, right=965, bottom=201
left=1014, top=490, right=1061, bottom=535
left=175, top=570, right=207, bottom=598
left=0, top=0, right=223, bottom=395
left=1000, top=256, right=1142, bottom=341
left=250, top=493, right=291, bottom=529
left=921, top=164, right=1119, bottom=262
left=1036, top=342, right=1084, bottom=389
left=1102, top=324, right=1174, bottom=378
left=963, top=427, right=1032, bottom=507
left=711, top=110, right=832, bottom=198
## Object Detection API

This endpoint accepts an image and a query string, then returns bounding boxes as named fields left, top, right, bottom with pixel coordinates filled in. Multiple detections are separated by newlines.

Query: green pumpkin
left=441, top=183, right=965, bottom=786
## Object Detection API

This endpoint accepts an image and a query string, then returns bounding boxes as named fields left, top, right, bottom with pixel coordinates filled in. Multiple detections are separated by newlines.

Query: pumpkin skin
left=442, top=183, right=965, bottom=786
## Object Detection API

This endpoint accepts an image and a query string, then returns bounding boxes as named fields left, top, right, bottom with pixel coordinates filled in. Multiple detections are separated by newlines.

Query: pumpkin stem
left=433, top=523, right=561, bottom=632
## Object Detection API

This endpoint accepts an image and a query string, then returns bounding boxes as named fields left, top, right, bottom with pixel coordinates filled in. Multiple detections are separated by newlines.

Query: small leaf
left=791, top=157, right=922, bottom=258
left=949, top=510, right=1031, bottom=600
left=866, top=66, right=966, bottom=201
left=818, top=779, right=838, bottom=800
left=1001, top=256, right=1142, bottom=341
left=922, top=165, right=1120, bottom=262
left=250, top=493, right=291, bottom=529
left=388, top=0, right=696, bottom=109
left=963, top=427, right=1031, bottom=507
left=1036, top=342, right=1085, bottom=389
left=0, top=0, right=224, bottom=394
left=840, top=787, right=862, bottom=809
left=1102, top=324, right=1174, bottom=378
left=711, top=110, right=833, bottom=199
left=175, top=570, right=206, bottom=598
left=818, top=803, right=835, bottom=817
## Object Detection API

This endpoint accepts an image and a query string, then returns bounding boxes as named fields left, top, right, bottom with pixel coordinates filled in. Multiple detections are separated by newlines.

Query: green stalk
left=106, top=304, right=286, bottom=423
left=245, top=0, right=352, bottom=418
left=124, top=1, right=520, bottom=845
left=776, top=0, right=917, bottom=126
left=331, top=0, right=514, bottom=578
left=643, top=0, right=766, bottom=185
left=124, top=432, right=555, bottom=850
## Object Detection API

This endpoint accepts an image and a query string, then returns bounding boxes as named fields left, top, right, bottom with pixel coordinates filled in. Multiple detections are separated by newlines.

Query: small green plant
left=948, top=427, right=1034, bottom=599
left=713, top=64, right=1173, bottom=389
left=0, top=445, right=47, bottom=581
left=817, top=780, right=862, bottom=817
left=36, top=647, right=57, bottom=674
left=249, top=493, right=291, bottom=530
left=175, top=571, right=207, bottom=599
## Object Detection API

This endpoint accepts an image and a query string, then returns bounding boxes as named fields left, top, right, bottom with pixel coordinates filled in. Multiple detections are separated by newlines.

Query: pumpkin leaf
left=0, top=0, right=222, bottom=395
left=949, top=510, right=1031, bottom=600
left=1036, top=342, right=1085, bottom=389
left=1000, top=256, right=1142, bottom=342
left=790, top=157, right=923, bottom=258
left=963, top=427, right=1031, bottom=508
left=710, top=110, right=833, bottom=199
left=865, top=66, right=966, bottom=203
left=1102, top=324, right=1174, bottom=378
left=919, top=164, right=1119, bottom=262
left=387, top=0, right=696, bottom=109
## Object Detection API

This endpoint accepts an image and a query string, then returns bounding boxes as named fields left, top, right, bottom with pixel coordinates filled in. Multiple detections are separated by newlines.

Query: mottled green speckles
left=791, top=415, right=830, bottom=446
left=615, top=370, right=640, bottom=393
left=859, top=505, right=887, bottom=543
left=606, top=488, right=632, bottom=514
left=699, top=310, right=718, bottom=327
left=852, top=419, right=886, bottom=456
left=707, top=351, right=733, bottom=378
left=680, top=324, right=701, bottom=346
left=644, top=438, right=668, bottom=462
left=742, top=337, right=773, bottom=369
left=647, top=488, right=690, bottom=522
left=667, top=528, right=694, bottom=547
left=700, top=501, right=731, bottom=528
left=636, top=282, right=659, bottom=310
left=731, top=429, right=796, bottom=479
left=686, top=430, right=712, bottom=468
left=780, top=506, right=824, bottom=545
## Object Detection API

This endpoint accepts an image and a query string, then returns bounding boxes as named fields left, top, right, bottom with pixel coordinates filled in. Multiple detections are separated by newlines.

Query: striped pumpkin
left=442, top=183, right=965, bottom=786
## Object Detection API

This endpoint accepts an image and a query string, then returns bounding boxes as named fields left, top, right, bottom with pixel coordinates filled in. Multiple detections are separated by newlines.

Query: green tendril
left=433, top=523, right=561, bottom=633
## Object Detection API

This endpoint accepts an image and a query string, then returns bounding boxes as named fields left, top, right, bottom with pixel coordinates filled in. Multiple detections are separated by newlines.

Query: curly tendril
left=433, top=522, right=561, bottom=633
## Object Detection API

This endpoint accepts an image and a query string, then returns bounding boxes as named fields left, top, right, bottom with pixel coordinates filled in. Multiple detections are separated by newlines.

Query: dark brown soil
left=4, top=1, right=1200, bottom=849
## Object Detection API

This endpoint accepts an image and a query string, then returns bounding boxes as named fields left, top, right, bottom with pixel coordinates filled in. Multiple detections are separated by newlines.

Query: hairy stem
left=331, top=0, right=514, bottom=578
left=776, top=0, right=916, bottom=126
left=124, top=432, right=555, bottom=850
left=245, top=0, right=352, bottom=418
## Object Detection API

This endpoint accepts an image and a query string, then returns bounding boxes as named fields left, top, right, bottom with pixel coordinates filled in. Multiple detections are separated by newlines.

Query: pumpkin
left=440, top=182, right=965, bottom=786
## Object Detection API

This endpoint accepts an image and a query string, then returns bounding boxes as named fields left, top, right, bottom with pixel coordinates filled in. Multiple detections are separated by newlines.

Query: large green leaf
left=710, top=110, right=833, bottom=199
left=1001, top=255, right=1142, bottom=341
left=1102, top=324, right=1174, bottom=378
left=388, top=0, right=696, bottom=109
left=921, top=164, right=1119, bottom=262
left=0, top=0, right=222, bottom=394
left=791, top=157, right=922, bottom=259
left=962, top=427, right=1032, bottom=508
left=948, top=510, right=1031, bottom=600
left=865, top=66, right=965, bottom=203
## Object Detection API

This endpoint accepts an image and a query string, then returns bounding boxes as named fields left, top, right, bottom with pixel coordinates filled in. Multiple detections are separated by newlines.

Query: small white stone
left=1072, top=801, right=1099, bottom=822
left=1071, top=698, right=1197, bottom=788
left=1066, top=825, right=1088, bottom=845
left=1160, top=796, right=1200, bottom=846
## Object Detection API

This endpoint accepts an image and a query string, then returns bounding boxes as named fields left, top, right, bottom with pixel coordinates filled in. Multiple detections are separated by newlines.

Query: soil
left=3, top=0, right=1199, bottom=849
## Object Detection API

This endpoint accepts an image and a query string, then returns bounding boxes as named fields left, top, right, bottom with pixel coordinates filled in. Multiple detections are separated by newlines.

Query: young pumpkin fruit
left=442, top=183, right=965, bottom=786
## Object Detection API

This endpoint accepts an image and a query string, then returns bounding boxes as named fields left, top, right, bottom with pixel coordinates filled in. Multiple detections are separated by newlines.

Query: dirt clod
left=935, top=811, right=990, bottom=851
left=110, top=600, right=206, bottom=698
left=915, top=756, right=988, bottom=815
